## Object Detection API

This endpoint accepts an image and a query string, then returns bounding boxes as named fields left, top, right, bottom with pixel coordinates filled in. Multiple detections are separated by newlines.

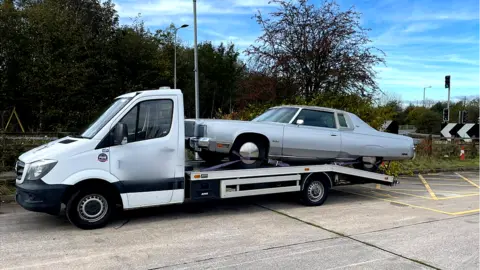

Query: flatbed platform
left=184, top=160, right=397, bottom=201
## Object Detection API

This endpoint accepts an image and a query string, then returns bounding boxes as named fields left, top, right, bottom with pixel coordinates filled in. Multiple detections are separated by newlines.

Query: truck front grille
left=15, top=160, right=25, bottom=181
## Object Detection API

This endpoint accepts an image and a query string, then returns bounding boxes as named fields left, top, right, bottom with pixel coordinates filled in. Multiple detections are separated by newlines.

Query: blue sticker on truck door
left=98, top=153, right=108, bottom=162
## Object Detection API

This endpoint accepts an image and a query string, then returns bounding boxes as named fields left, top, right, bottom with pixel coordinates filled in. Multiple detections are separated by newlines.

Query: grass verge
left=0, top=181, right=15, bottom=197
left=380, top=157, right=479, bottom=176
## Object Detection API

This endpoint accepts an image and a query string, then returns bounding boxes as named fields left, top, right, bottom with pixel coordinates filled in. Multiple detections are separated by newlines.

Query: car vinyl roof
left=271, top=105, right=346, bottom=114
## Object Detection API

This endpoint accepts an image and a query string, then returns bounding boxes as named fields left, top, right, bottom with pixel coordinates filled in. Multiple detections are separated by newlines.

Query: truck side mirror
left=296, top=119, right=304, bottom=125
left=113, top=122, right=128, bottom=145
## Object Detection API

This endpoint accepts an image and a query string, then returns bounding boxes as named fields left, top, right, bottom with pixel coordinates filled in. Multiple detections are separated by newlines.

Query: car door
left=108, top=96, right=178, bottom=208
left=282, top=109, right=341, bottom=160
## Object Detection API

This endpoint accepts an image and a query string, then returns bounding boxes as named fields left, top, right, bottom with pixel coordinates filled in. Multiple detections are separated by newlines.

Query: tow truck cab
left=16, top=89, right=187, bottom=228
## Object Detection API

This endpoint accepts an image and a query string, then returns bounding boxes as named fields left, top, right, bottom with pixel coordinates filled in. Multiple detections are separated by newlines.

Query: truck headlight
left=26, top=159, right=57, bottom=180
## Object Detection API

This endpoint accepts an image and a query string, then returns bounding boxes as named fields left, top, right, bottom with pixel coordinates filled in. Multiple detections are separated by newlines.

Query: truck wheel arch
left=301, top=172, right=333, bottom=191
left=62, top=179, right=124, bottom=210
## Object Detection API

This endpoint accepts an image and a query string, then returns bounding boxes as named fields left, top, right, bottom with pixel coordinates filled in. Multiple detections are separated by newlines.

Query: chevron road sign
left=440, top=123, right=457, bottom=138
left=467, top=124, right=480, bottom=138
left=441, top=123, right=479, bottom=140
left=458, top=124, right=475, bottom=137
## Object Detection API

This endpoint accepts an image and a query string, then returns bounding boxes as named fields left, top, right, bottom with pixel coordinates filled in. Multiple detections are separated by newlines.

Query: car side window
left=116, top=99, right=173, bottom=143
left=337, top=113, right=349, bottom=128
left=294, top=109, right=336, bottom=129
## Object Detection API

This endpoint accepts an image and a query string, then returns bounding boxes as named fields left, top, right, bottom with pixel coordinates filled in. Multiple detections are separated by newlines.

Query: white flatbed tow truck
left=15, top=88, right=398, bottom=229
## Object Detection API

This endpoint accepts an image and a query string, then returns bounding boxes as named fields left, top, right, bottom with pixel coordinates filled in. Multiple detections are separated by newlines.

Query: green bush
left=0, top=137, right=53, bottom=171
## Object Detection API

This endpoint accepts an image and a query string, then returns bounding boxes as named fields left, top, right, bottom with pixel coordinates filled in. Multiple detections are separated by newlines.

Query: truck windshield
left=81, top=98, right=132, bottom=139
left=252, top=107, right=299, bottom=123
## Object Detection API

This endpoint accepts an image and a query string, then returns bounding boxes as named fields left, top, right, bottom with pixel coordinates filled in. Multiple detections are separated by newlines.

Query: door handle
left=330, top=133, right=338, bottom=136
left=162, top=147, right=175, bottom=152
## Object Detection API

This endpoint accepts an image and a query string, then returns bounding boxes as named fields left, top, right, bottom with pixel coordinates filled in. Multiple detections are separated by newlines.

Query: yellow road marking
left=336, top=189, right=480, bottom=216
left=426, top=183, right=473, bottom=187
left=378, top=190, right=431, bottom=199
left=359, top=186, right=432, bottom=199
left=419, top=174, right=438, bottom=200
left=455, top=173, right=480, bottom=188
left=384, top=188, right=477, bottom=193
left=337, top=190, right=453, bottom=215
left=422, top=178, right=475, bottom=181
left=371, top=191, right=395, bottom=198
left=450, top=209, right=480, bottom=215
left=395, top=178, right=470, bottom=182
left=436, top=193, right=479, bottom=200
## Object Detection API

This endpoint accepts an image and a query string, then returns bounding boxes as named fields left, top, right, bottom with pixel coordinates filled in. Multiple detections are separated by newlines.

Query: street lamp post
left=173, top=24, right=189, bottom=89
left=423, top=86, right=431, bottom=107
left=193, top=0, right=199, bottom=120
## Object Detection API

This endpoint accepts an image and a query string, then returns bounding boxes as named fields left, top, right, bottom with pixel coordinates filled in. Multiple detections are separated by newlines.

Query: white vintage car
left=185, top=105, right=415, bottom=171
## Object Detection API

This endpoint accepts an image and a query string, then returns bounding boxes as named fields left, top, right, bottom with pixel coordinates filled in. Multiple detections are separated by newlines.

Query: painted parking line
left=424, top=183, right=474, bottom=187
left=435, top=193, right=479, bottom=200
left=418, top=174, right=438, bottom=200
left=361, top=186, right=478, bottom=200
left=455, top=173, right=480, bottom=188
left=370, top=191, right=396, bottom=198
left=381, top=188, right=477, bottom=193
left=336, top=189, right=479, bottom=216
left=415, top=177, right=479, bottom=181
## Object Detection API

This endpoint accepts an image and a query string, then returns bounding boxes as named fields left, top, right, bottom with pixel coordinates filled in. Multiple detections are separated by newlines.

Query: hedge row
left=0, top=136, right=54, bottom=171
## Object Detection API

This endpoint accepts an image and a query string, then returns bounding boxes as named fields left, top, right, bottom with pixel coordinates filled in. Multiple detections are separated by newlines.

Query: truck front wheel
left=66, top=188, right=114, bottom=230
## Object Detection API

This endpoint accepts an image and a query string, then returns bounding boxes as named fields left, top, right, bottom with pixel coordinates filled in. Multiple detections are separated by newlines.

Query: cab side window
left=118, top=106, right=137, bottom=143
left=136, top=100, right=173, bottom=141
left=117, top=99, right=173, bottom=143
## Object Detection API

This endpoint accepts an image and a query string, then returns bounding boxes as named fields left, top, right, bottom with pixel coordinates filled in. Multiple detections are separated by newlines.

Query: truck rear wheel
left=66, top=188, right=113, bottom=230
left=301, top=178, right=329, bottom=206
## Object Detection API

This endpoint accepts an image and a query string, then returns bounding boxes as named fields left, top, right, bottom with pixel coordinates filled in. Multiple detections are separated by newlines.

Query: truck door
left=109, top=95, right=178, bottom=208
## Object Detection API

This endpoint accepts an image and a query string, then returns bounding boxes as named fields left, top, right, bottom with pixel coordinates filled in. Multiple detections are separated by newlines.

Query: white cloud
left=375, top=66, right=479, bottom=91
left=372, top=25, right=479, bottom=46
left=402, top=23, right=440, bottom=33
left=407, top=10, right=479, bottom=21
left=386, top=54, right=479, bottom=67
left=232, top=0, right=277, bottom=7
left=114, top=0, right=274, bottom=18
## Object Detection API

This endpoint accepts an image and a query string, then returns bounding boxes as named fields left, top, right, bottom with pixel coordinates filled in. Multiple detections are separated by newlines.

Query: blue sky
left=113, top=0, right=479, bottom=105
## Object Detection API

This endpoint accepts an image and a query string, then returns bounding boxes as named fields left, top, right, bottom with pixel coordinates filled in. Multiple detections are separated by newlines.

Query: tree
left=245, top=0, right=385, bottom=100
left=407, top=107, right=442, bottom=134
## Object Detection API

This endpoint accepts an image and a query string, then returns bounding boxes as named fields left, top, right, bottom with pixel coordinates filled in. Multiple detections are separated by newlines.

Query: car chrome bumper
left=188, top=137, right=214, bottom=151
left=187, top=137, right=230, bottom=153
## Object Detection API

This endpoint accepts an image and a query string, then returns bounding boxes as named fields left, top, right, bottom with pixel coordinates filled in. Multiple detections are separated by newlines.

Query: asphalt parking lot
left=0, top=171, right=478, bottom=270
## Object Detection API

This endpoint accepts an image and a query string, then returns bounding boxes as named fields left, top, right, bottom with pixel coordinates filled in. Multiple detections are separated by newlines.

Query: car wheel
left=301, top=178, right=329, bottom=206
left=66, top=188, right=113, bottom=230
left=198, top=151, right=224, bottom=164
left=229, top=137, right=266, bottom=169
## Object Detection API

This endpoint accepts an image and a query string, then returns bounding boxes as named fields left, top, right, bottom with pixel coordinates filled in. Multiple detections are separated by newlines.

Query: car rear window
left=337, top=113, right=348, bottom=128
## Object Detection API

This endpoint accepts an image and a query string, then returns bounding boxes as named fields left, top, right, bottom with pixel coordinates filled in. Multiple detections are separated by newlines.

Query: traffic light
left=443, top=108, right=449, bottom=122
left=462, top=110, right=468, bottom=123
left=445, top=75, right=450, bottom=88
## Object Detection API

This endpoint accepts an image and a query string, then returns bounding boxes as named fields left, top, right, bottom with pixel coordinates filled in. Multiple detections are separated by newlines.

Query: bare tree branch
left=245, top=0, right=386, bottom=100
